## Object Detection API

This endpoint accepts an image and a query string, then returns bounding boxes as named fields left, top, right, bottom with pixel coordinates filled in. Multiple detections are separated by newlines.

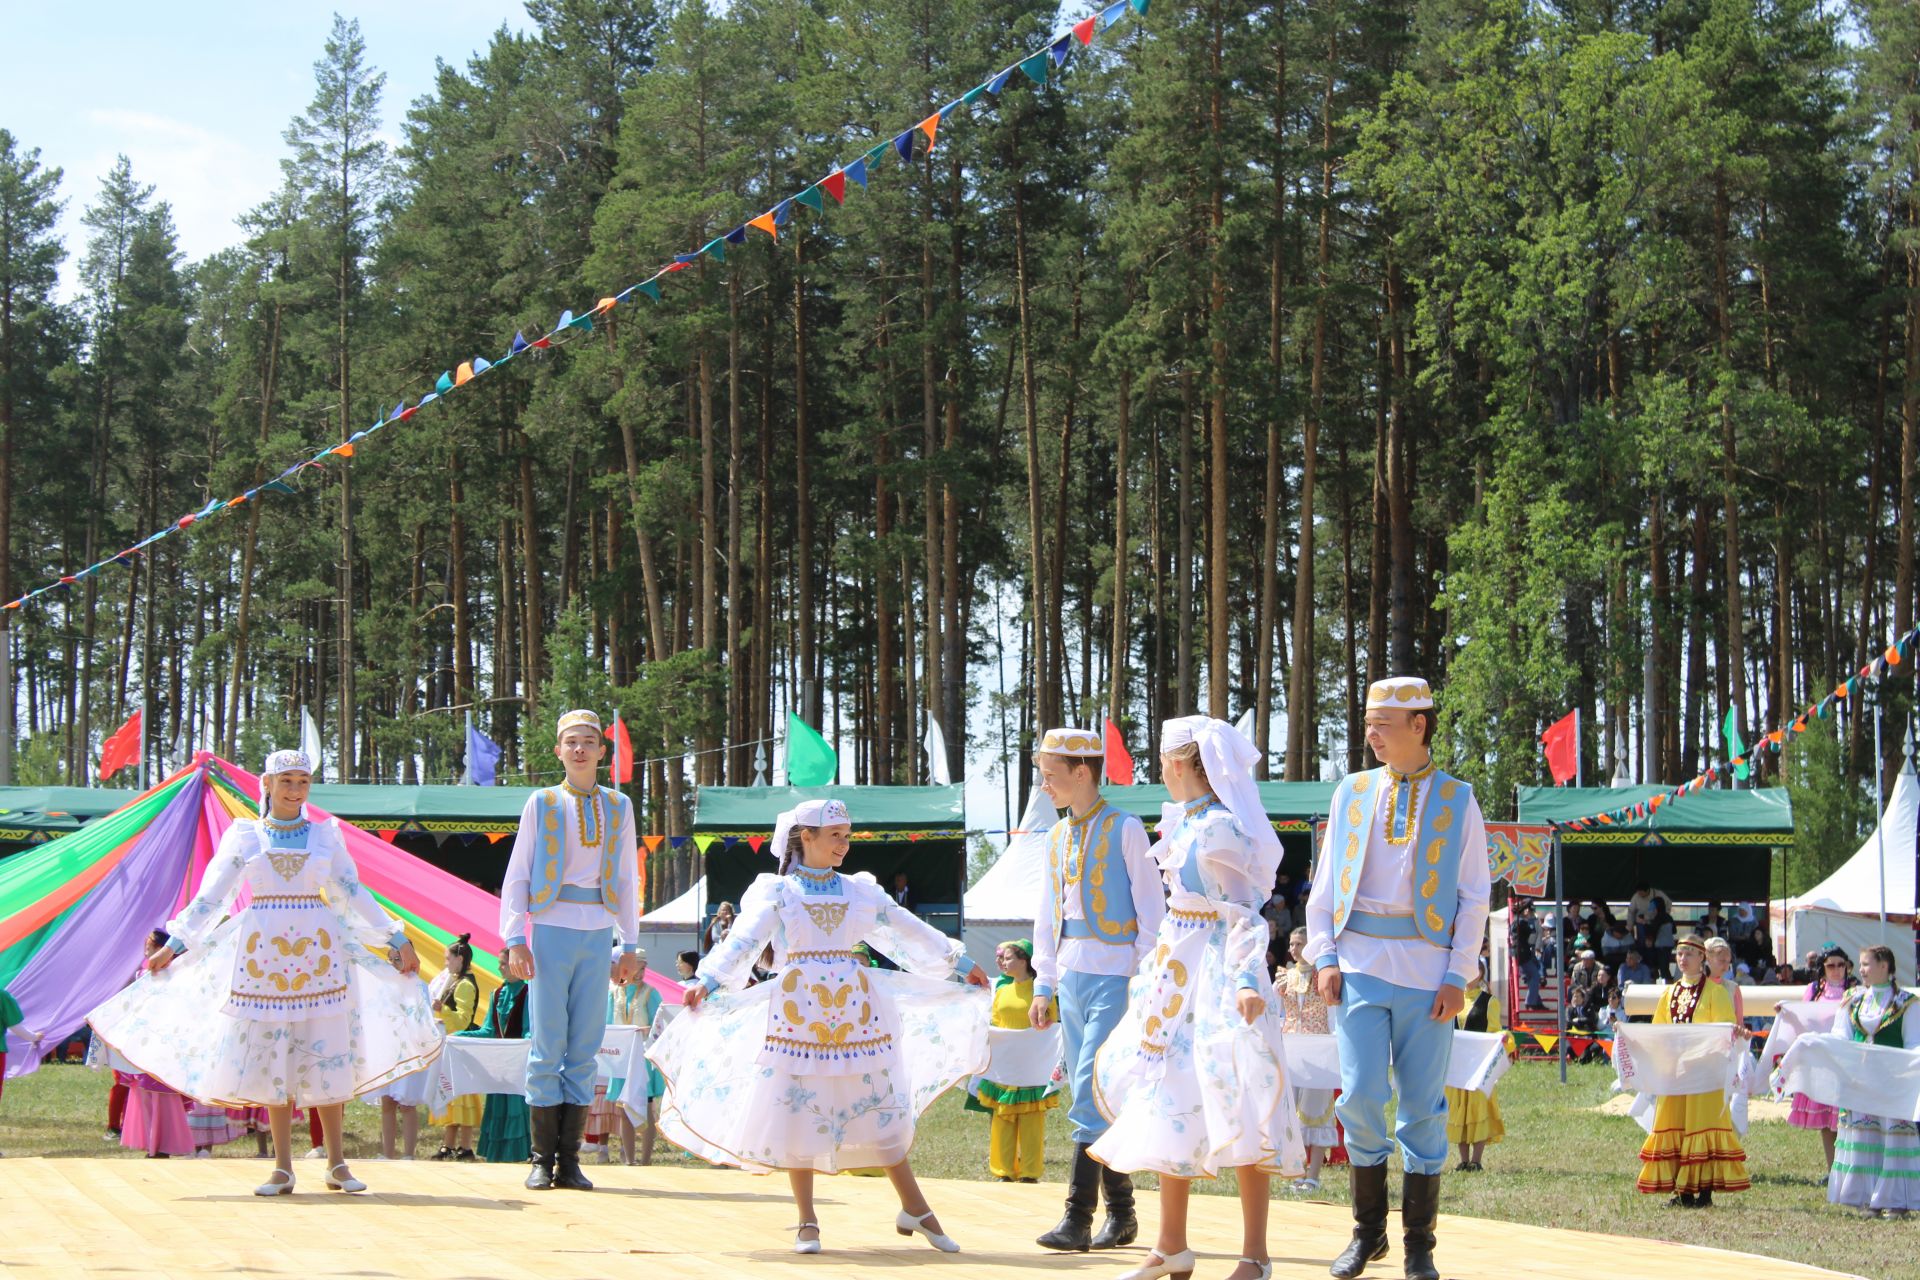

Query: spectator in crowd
left=1774, top=961, right=1799, bottom=984
left=1263, top=885, right=1294, bottom=941
left=890, top=871, right=915, bottom=910
left=1627, top=882, right=1671, bottom=933
left=1649, top=903, right=1678, bottom=978
left=1538, top=908, right=1559, bottom=976
left=119, top=931, right=194, bottom=1159
left=1446, top=949, right=1505, bottom=1173
left=589, top=947, right=662, bottom=1166
left=1276, top=927, right=1340, bottom=1193
left=968, top=940, right=1060, bottom=1184
left=1512, top=906, right=1544, bottom=1011
left=1618, top=949, right=1653, bottom=986
left=463, top=975, right=531, bottom=1165
left=1779, top=949, right=1855, bottom=1178
left=1567, top=950, right=1602, bottom=1011
left=1571, top=966, right=1612, bottom=1033
left=1598, top=979, right=1627, bottom=1038
left=702, top=901, right=736, bottom=954
left=675, top=950, right=699, bottom=982
left=1704, top=938, right=1746, bottom=1030
left=428, top=934, right=483, bottom=1162
left=1701, top=901, right=1727, bottom=937
left=1601, top=922, right=1631, bottom=965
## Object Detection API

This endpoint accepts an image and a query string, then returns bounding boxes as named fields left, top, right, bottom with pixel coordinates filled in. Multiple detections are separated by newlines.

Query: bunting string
left=1, top=0, right=1150, bottom=616
left=1556, top=622, right=1919, bottom=832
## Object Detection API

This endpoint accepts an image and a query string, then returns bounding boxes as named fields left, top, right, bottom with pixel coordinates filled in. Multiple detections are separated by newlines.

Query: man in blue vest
left=1305, top=678, right=1490, bottom=1280
left=501, top=709, right=641, bottom=1192
left=1029, top=727, right=1165, bottom=1251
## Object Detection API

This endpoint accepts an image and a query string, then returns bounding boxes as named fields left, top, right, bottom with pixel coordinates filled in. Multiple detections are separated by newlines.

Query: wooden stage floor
left=0, top=1158, right=1861, bottom=1280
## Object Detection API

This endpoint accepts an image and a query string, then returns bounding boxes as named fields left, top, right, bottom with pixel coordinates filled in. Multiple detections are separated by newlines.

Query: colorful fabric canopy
left=0, top=753, right=682, bottom=1078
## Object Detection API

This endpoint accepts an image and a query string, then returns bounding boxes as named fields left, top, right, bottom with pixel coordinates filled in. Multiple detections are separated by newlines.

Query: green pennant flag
left=1722, top=707, right=1750, bottom=782
left=786, top=712, right=838, bottom=786
left=701, top=237, right=726, bottom=262
left=864, top=142, right=890, bottom=166
left=1019, top=52, right=1051, bottom=85
left=795, top=185, right=827, bottom=212
left=638, top=280, right=662, bottom=301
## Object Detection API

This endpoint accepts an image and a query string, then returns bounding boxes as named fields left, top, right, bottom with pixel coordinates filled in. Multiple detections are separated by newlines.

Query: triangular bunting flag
left=674, top=253, right=700, bottom=265
left=331, top=442, right=355, bottom=459
left=664, top=262, right=688, bottom=273
left=749, top=211, right=779, bottom=239
left=721, top=836, right=739, bottom=848
left=693, top=833, right=717, bottom=854
left=1129, top=0, right=1148, bottom=13
left=1073, top=14, right=1097, bottom=43
left=638, top=280, right=663, bottom=301
left=1100, top=0, right=1127, bottom=26
left=510, top=332, right=529, bottom=355
left=822, top=169, right=847, bottom=204
left=796, top=184, right=826, bottom=212
left=845, top=158, right=868, bottom=188
left=595, top=296, right=617, bottom=312
left=746, top=835, right=766, bottom=854
left=701, top=237, right=726, bottom=262
left=863, top=142, right=890, bottom=166
left=668, top=835, right=687, bottom=848
left=388, top=402, right=405, bottom=420
left=894, top=129, right=916, bottom=161
left=642, top=834, right=665, bottom=854
left=1049, top=32, right=1073, bottom=65
left=454, top=362, right=474, bottom=386
left=1536, top=1034, right=1558, bottom=1053
left=774, top=198, right=794, bottom=226
left=530, top=333, right=552, bottom=348
left=486, top=831, right=509, bottom=844
left=435, top=371, right=454, bottom=394
left=1020, top=52, right=1050, bottom=84
left=556, top=309, right=574, bottom=331
left=989, top=68, right=1014, bottom=93
left=918, top=114, right=940, bottom=149
left=963, top=83, right=988, bottom=104
left=724, top=225, right=748, bottom=245
left=568, top=311, right=594, bottom=331
left=472, top=355, right=492, bottom=375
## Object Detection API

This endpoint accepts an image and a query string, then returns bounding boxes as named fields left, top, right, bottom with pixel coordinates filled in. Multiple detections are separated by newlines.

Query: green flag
left=1722, top=707, right=1749, bottom=782
left=786, top=713, right=838, bottom=786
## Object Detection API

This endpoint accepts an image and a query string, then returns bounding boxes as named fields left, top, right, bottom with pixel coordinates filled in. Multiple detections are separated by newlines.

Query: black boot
left=1399, top=1171, right=1440, bottom=1280
left=1329, top=1162, right=1390, bottom=1279
left=1036, top=1143, right=1099, bottom=1251
left=525, top=1105, right=559, bottom=1190
left=553, top=1102, right=594, bottom=1190
left=1091, top=1162, right=1138, bottom=1249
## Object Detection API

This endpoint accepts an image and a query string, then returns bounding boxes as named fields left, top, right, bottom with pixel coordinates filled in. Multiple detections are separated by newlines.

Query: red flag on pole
left=1540, top=710, right=1579, bottom=786
left=612, top=712, right=634, bottom=785
left=1104, top=717, right=1135, bottom=787
left=98, top=710, right=142, bottom=781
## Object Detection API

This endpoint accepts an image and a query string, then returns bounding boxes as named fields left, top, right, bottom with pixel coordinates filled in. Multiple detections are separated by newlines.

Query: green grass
left=1, top=1060, right=1905, bottom=1278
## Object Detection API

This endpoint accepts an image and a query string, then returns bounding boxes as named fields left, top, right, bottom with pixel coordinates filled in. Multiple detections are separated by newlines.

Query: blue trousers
left=1060, top=970, right=1131, bottom=1144
left=1330, top=969, right=1455, bottom=1176
left=526, top=922, right=612, bottom=1107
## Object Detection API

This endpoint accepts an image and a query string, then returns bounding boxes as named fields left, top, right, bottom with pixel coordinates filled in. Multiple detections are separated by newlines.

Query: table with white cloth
left=1281, top=1030, right=1510, bottom=1097
left=431, top=1025, right=650, bottom=1119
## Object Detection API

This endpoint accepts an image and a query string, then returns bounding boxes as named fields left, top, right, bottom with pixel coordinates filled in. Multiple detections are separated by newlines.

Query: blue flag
left=467, top=714, right=503, bottom=787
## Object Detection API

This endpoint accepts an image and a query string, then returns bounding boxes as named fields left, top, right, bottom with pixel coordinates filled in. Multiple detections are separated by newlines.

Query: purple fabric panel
left=4, top=775, right=201, bottom=1077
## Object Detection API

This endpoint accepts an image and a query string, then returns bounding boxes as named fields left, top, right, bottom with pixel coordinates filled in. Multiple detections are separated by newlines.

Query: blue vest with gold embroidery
left=1322, top=766, right=1473, bottom=948
left=527, top=784, right=631, bottom=918
left=1045, top=801, right=1143, bottom=949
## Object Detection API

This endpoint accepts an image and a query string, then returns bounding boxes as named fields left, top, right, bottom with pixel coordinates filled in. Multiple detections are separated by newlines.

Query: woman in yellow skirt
left=969, top=940, right=1060, bottom=1182
left=1636, top=934, right=1750, bottom=1207
left=429, top=935, right=484, bottom=1161
left=1446, top=953, right=1505, bottom=1171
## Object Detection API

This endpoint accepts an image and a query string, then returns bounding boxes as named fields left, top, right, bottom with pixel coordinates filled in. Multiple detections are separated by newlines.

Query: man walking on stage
left=1306, top=678, right=1490, bottom=1280
left=1029, top=727, right=1165, bottom=1252
left=501, top=709, right=642, bottom=1192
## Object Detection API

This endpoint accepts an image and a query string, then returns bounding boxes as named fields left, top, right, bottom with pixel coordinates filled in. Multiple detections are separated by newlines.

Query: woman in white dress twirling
left=1092, top=716, right=1303, bottom=1280
left=88, top=750, right=441, bottom=1195
left=648, top=799, right=991, bottom=1254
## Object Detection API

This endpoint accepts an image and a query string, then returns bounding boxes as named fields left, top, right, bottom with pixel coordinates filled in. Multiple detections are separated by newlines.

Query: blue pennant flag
left=773, top=198, right=793, bottom=226
left=465, top=714, right=503, bottom=787
left=555, top=309, right=575, bottom=331
left=509, top=332, right=529, bottom=355
left=349, top=430, right=368, bottom=443
left=471, top=355, right=492, bottom=375
left=724, top=225, right=748, bottom=245
left=845, top=157, right=868, bottom=187
left=989, top=68, right=1014, bottom=93
left=894, top=130, right=915, bottom=161
left=1100, top=0, right=1127, bottom=24
left=1049, top=33, right=1073, bottom=65
left=674, top=252, right=700, bottom=265
left=419, top=392, right=438, bottom=407
left=388, top=402, right=404, bottom=420
left=939, top=99, right=963, bottom=120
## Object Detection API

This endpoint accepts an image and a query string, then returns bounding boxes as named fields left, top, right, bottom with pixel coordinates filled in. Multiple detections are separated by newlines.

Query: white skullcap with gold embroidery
left=1038, top=727, right=1103, bottom=758
left=259, top=749, right=314, bottom=817
left=771, top=798, right=853, bottom=866
left=556, top=708, right=603, bottom=736
left=1367, top=676, right=1433, bottom=710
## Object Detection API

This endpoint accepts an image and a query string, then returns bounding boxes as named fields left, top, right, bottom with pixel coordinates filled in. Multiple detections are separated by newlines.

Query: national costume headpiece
left=1674, top=934, right=1709, bottom=956
left=1367, top=676, right=1433, bottom=710
left=556, top=708, right=603, bottom=737
left=770, top=798, right=852, bottom=862
left=259, top=749, right=314, bottom=817
left=1160, top=714, right=1282, bottom=879
left=1038, top=727, right=1103, bottom=757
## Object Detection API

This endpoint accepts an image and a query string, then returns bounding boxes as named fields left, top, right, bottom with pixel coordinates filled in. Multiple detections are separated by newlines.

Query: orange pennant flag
left=919, top=113, right=940, bottom=149
left=749, top=211, right=779, bottom=239
left=454, top=362, right=475, bottom=386
left=330, top=442, right=355, bottom=458
left=485, top=832, right=509, bottom=845
left=597, top=296, right=618, bottom=312
left=643, top=834, right=665, bottom=854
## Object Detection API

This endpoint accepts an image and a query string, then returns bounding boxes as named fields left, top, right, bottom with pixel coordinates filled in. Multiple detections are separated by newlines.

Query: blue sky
left=2, top=1, right=536, bottom=298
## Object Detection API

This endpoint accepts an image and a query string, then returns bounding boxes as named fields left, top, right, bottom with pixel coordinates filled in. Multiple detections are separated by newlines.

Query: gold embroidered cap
left=1038, top=727, right=1103, bottom=758
left=1674, top=934, right=1709, bottom=956
left=1366, top=677, right=1433, bottom=710
left=556, top=708, right=603, bottom=737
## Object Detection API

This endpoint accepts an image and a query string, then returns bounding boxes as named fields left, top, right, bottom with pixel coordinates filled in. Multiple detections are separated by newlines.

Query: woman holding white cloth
left=1091, top=716, right=1302, bottom=1280
left=1825, top=945, right=1920, bottom=1218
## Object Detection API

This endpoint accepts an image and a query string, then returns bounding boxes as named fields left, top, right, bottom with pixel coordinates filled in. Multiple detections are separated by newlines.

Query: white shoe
left=302, top=1146, right=325, bottom=1160
left=1233, top=1261, right=1273, bottom=1280
left=254, top=1168, right=295, bottom=1197
left=325, top=1163, right=366, bottom=1193
left=1291, top=1176, right=1321, bottom=1194
left=792, top=1222, right=821, bottom=1255
left=1115, top=1250, right=1195, bottom=1280
left=896, top=1209, right=960, bottom=1253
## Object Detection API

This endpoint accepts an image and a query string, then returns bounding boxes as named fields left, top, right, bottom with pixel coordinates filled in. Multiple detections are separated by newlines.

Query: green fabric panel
left=1515, top=784, right=1793, bottom=836
left=695, top=785, right=964, bottom=831
left=371, top=890, right=502, bottom=981
left=304, top=783, right=537, bottom=823
left=0, top=776, right=186, bottom=916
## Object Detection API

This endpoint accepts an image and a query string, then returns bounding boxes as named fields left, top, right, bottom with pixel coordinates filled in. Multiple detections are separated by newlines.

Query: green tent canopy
left=0, top=786, right=139, bottom=845
left=306, top=783, right=537, bottom=834
left=1516, top=784, right=1793, bottom=904
left=1103, top=782, right=1332, bottom=889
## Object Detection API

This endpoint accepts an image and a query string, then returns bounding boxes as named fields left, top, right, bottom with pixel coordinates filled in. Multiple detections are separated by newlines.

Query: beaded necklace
left=262, top=812, right=312, bottom=841
left=1382, top=758, right=1436, bottom=846
left=792, top=863, right=838, bottom=888
left=1667, top=974, right=1704, bottom=1024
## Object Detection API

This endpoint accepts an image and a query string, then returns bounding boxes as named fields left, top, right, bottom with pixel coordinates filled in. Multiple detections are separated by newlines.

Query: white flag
left=924, top=717, right=953, bottom=786
left=300, top=706, right=323, bottom=780
left=1233, top=708, right=1255, bottom=739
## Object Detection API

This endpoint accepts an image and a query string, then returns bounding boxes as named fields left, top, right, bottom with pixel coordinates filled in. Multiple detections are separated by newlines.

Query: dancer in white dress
left=88, top=750, right=441, bottom=1196
left=1092, top=716, right=1302, bottom=1280
left=649, top=798, right=991, bottom=1255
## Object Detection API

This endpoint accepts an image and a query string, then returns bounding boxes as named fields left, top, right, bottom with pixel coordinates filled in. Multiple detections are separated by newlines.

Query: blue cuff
left=505, top=935, right=527, bottom=949
left=387, top=929, right=407, bottom=949
left=166, top=937, right=186, bottom=956
left=699, top=976, right=720, bottom=995
left=1313, top=954, right=1338, bottom=972
left=620, top=944, right=640, bottom=955
left=1033, top=982, right=1055, bottom=999
left=955, top=955, right=980, bottom=977
left=1236, top=973, right=1260, bottom=992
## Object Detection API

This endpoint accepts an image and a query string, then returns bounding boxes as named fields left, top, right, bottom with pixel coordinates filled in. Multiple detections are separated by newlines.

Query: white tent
left=960, top=788, right=1057, bottom=968
left=637, top=875, right=708, bottom=965
left=1782, top=765, right=1917, bottom=964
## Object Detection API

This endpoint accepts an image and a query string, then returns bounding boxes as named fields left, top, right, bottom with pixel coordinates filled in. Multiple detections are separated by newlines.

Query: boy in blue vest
left=1305, top=678, right=1489, bottom=1280
left=1028, top=727, right=1165, bottom=1251
left=501, top=709, right=641, bottom=1191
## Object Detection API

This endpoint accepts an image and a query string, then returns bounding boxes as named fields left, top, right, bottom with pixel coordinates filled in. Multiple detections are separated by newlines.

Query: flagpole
left=1875, top=699, right=1887, bottom=933
left=1574, top=708, right=1582, bottom=790
left=463, top=711, right=472, bottom=784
